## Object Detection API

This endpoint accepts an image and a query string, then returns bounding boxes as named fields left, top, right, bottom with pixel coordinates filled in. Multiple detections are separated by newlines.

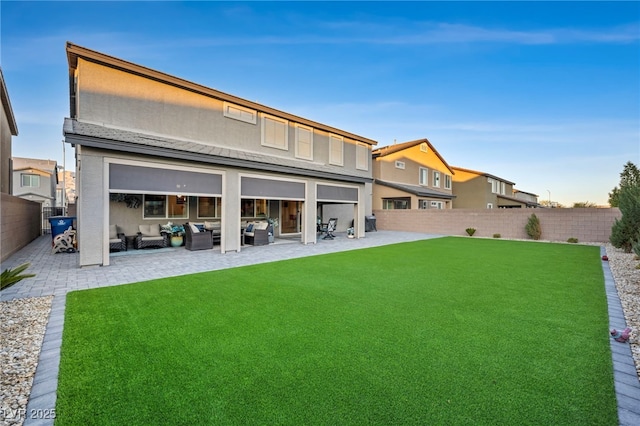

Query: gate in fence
left=42, top=207, right=65, bottom=234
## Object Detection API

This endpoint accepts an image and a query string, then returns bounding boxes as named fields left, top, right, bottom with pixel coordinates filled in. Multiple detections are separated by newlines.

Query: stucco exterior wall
left=452, top=174, right=493, bottom=208
left=1, top=101, right=12, bottom=194
left=373, top=208, right=622, bottom=243
left=76, top=147, right=105, bottom=266
left=75, top=59, right=369, bottom=178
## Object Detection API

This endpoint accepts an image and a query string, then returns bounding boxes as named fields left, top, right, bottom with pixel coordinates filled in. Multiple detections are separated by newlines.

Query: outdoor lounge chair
left=109, top=224, right=127, bottom=252
left=184, top=223, right=213, bottom=251
left=135, top=224, right=168, bottom=249
left=244, top=221, right=270, bottom=246
left=322, top=218, right=338, bottom=240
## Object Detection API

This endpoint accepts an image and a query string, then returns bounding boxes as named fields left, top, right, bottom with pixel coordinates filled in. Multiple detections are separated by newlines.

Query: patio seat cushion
left=139, top=224, right=161, bottom=237
left=189, top=223, right=201, bottom=233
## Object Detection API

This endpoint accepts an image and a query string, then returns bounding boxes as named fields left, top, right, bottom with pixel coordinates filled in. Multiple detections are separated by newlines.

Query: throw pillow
left=189, top=223, right=200, bottom=233
left=109, top=224, right=118, bottom=239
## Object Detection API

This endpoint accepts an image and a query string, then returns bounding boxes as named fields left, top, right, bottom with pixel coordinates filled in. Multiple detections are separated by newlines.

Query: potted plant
left=162, top=222, right=185, bottom=247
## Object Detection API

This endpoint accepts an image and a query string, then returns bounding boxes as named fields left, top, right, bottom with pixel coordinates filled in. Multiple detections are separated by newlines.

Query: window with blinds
left=261, top=114, right=288, bottom=150
left=329, top=134, right=344, bottom=166
left=295, top=124, right=313, bottom=160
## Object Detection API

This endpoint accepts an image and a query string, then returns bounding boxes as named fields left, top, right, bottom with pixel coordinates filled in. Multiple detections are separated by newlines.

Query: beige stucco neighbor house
left=372, top=139, right=455, bottom=210
left=451, top=166, right=536, bottom=209
left=63, top=43, right=377, bottom=267
left=11, top=157, right=59, bottom=208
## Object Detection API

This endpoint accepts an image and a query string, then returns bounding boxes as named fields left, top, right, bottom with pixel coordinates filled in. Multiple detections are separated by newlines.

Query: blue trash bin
left=48, top=216, right=76, bottom=252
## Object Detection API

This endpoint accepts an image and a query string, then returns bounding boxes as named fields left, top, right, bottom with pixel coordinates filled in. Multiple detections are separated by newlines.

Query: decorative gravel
left=605, top=243, right=640, bottom=378
left=0, top=295, right=53, bottom=426
left=0, top=242, right=637, bottom=425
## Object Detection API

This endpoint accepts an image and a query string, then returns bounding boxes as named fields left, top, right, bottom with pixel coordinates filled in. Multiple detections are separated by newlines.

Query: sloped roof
left=66, top=42, right=377, bottom=147
left=375, top=179, right=456, bottom=200
left=451, top=166, right=515, bottom=186
left=497, top=193, right=539, bottom=207
left=372, top=138, right=454, bottom=175
left=12, top=157, right=58, bottom=174
left=64, top=119, right=372, bottom=184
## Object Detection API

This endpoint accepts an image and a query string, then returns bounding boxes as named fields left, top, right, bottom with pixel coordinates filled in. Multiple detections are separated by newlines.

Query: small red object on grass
left=602, top=255, right=609, bottom=261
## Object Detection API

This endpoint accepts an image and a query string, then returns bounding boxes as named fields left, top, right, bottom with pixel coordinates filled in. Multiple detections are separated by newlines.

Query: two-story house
left=11, top=157, right=59, bottom=209
left=451, top=166, right=532, bottom=208
left=63, top=43, right=377, bottom=266
left=372, top=139, right=455, bottom=210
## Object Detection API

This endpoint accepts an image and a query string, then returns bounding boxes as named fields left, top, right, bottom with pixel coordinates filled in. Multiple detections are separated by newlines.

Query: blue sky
left=2, top=1, right=639, bottom=206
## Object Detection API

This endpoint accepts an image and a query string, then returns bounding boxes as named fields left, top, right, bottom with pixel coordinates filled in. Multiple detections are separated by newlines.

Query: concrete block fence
left=372, top=208, right=622, bottom=243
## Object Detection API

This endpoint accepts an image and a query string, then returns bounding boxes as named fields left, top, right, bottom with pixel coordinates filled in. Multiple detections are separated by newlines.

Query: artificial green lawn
left=56, top=237, right=617, bottom=425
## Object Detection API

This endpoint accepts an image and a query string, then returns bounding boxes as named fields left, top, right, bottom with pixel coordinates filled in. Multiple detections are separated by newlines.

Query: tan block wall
left=373, top=208, right=622, bottom=243
left=1, top=193, right=41, bottom=263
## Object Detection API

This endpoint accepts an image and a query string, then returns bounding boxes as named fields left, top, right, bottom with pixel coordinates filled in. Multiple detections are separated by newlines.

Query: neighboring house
left=451, top=166, right=531, bottom=209
left=512, top=189, right=540, bottom=208
left=63, top=42, right=377, bottom=267
left=12, top=157, right=58, bottom=208
left=56, top=169, right=77, bottom=208
left=372, top=139, right=455, bottom=210
left=1, top=67, right=18, bottom=194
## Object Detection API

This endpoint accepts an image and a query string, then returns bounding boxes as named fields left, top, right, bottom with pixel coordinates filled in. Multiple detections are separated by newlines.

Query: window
left=487, top=203, right=494, bottom=209
left=223, top=101, right=257, bottom=124
left=383, top=198, right=409, bottom=209
left=444, top=174, right=452, bottom=190
left=395, top=161, right=405, bottom=170
left=21, top=174, right=40, bottom=187
left=261, top=114, right=288, bottom=150
left=143, top=195, right=166, bottom=218
left=197, top=197, right=221, bottom=218
left=295, top=124, right=313, bottom=160
left=433, top=171, right=441, bottom=188
left=241, top=198, right=268, bottom=218
left=488, top=178, right=504, bottom=194
left=431, top=201, right=444, bottom=209
left=356, top=143, right=368, bottom=171
left=168, top=196, right=188, bottom=219
left=419, top=200, right=429, bottom=209
left=420, top=143, right=428, bottom=153
left=329, top=134, right=344, bottom=166
left=419, top=167, right=428, bottom=185
left=143, top=195, right=188, bottom=219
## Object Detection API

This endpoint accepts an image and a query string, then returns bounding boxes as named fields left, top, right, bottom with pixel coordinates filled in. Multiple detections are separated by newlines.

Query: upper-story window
left=395, top=161, right=405, bottom=169
left=488, top=178, right=505, bottom=194
left=223, top=101, right=257, bottom=124
left=329, top=134, right=344, bottom=166
left=444, top=174, right=452, bottom=190
left=295, top=124, right=313, bottom=160
left=261, top=114, right=288, bottom=151
left=433, top=171, right=441, bottom=188
left=21, top=174, right=40, bottom=187
left=419, top=167, right=428, bottom=185
left=356, top=143, right=368, bottom=171
left=420, top=143, right=429, bottom=153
